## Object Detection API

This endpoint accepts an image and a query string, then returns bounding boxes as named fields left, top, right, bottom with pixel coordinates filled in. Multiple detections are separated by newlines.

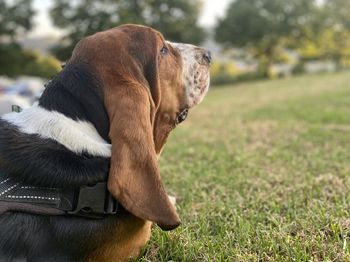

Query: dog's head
left=68, top=24, right=210, bottom=230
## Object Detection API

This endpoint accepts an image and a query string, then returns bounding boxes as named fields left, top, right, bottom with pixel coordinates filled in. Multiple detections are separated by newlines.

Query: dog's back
left=0, top=111, right=115, bottom=260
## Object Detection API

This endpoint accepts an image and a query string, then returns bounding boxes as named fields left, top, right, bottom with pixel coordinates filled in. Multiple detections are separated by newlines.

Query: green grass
left=141, top=72, right=350, bottom=261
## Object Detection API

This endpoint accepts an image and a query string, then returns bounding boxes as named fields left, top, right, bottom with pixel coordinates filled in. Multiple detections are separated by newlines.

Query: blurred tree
left=215, top=0, right=316, bottom=77
left=0, top=43, right=26, bottom=75
left=298, top=28, right=350, bottom=69
left=0, top=0, right=35, bottom=42
left=296, top=0, right=350, bottom=70
left=319, top=0, right=350, bottom=69
left=0, top=0, right=36, bottom=76
left=21, top=50, right=61, bottom=78
left=0, top=44, right=60, bottom=78
left=50, top=0, right=206, bottom=60
left=324, top=0, right=350, bottom=30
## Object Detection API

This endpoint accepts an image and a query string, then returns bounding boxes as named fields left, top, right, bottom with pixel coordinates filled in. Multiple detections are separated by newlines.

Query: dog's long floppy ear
left=97, top=25, right=180, bottom=230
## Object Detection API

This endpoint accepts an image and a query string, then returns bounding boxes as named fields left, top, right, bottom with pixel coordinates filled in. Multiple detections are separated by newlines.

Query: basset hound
left=0, top=24, right=210, bottom=261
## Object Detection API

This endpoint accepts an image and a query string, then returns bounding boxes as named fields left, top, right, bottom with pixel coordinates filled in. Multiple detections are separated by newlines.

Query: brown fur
left=66, top=25, right=188, bottom=260
left=88, top=215, right=152, bottom=262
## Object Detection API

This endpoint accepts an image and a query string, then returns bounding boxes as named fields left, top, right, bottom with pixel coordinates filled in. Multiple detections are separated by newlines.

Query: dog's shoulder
left=0, top=108, right=110, bottom=188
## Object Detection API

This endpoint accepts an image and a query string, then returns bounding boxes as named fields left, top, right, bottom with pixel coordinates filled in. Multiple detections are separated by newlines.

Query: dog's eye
left=175, top=108, right=188, bottom=125
left=160, top=46, right=168, bottom=55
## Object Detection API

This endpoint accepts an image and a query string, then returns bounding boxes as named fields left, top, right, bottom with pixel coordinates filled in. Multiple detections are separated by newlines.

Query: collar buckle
left=68, top=182, right=117, bottom=218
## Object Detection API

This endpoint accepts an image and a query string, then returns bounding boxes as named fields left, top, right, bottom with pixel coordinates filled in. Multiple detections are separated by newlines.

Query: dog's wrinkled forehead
left=167, top=42, right=210, bottom=108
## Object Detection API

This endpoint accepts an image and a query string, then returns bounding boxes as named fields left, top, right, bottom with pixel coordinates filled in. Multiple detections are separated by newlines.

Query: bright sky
left=29, top=0, right=231, bottom=37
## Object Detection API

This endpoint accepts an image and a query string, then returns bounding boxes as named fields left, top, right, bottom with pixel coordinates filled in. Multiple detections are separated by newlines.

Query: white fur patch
left=168, top=42, right=210, bottom=108
left=1, top=105, right=111, bottom=158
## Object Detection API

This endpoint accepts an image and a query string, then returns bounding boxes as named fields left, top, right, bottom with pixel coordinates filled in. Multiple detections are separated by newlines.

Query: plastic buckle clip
left=68, top=182, right=117, bottom=218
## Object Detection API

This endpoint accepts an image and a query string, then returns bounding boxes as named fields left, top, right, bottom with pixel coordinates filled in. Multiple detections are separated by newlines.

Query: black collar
left=0, top=172, right=118, bottom=218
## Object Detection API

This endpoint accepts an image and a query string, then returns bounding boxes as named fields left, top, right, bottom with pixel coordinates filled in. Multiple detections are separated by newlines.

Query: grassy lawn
left=142, top=72, right=350, bottom=261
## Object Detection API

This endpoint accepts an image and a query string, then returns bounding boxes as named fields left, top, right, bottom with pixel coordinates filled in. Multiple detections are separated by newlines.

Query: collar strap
left=0, top=175, right=118, bottom=219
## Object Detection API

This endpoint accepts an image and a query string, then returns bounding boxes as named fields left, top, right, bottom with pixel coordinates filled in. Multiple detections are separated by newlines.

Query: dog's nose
left=203, top=50, right=212, bottom=64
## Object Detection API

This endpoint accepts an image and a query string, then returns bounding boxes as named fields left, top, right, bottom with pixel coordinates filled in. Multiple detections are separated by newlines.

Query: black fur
left=0, top=120, right=109, bottom=188
left=0, top=64, right=121, bottom=261
left=39, top=63, right=110, bottom=142
left=0, top=213, right=123, bottom=261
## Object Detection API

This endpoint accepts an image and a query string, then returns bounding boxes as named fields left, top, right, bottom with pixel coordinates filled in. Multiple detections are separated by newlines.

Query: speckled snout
left=168, top=42, right=211, bottom=108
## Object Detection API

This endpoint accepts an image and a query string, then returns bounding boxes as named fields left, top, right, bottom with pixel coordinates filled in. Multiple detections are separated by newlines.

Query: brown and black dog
left=0, top=24, right=210, bottom=261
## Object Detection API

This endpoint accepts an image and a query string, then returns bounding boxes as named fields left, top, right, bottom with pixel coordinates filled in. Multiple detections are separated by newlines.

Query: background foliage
left=0, top=43, right=60, bottom=77
left=50, top=0, right=206, bottom=60
left=1, top=0, right=350, bottom=80
left=0, top=0, right=35, bottom=40
left=215, top=0, right=317, bottom=77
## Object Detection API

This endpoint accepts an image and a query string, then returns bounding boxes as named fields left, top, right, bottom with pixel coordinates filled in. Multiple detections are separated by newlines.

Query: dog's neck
left=2, top=105, right=111, bottom=158
left=39, top=64, right=110, bottom=142
left=1, top=64, right=112, bottom=157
